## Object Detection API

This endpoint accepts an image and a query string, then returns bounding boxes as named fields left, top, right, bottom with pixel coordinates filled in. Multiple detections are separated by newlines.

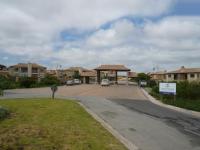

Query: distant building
left=8, top=63, right=46, bottom=81
left=0, top=64, right=9, bottom=77
left=80, top=70, right=97, bottom=84
left=128, top=72, right=138, bottom=80
left=46, top=69, right=68, bottom=83
left=149, top=71, right=167, bottom=81
left=64, top=67, right=86, bottom=80
left=0, top=64, right=6, bottom=71
left=166, top=66, right=200, bottom=82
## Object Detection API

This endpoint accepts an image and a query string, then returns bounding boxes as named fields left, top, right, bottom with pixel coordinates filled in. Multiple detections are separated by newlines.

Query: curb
left=78, top=102, right=138, bottom=150
left=141, top=88, right=200, bottom=118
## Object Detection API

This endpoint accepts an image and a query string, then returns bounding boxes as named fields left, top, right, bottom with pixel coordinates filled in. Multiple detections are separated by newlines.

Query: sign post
left=51, top=85, right=58, bottom=99
left=159, top=82, right=176, bottom=100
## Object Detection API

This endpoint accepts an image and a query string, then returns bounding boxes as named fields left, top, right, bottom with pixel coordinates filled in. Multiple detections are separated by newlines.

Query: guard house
left=94, top=65, right=131, bottom=84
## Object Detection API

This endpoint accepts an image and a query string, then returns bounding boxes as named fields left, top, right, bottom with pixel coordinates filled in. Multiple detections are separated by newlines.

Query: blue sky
left=0, top=0, right=200, bottom=72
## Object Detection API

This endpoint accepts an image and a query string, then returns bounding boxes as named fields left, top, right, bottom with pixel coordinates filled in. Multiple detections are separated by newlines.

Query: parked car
left=101, top=79, right=110, bottom=86
left=66, top=80, right=74, bottom=86
left=73, top=79, right=81, bottom=84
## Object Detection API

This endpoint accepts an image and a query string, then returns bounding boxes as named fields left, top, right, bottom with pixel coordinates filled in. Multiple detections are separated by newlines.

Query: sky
left=0, top=0, right=200, bottom=72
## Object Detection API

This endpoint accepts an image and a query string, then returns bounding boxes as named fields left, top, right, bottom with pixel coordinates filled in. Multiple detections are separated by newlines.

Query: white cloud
left=0, top=0, right=200, bottom=71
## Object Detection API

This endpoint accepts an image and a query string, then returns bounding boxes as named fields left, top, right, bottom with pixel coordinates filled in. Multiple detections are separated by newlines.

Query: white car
left=66, top=80, right=74, bottom=86
left=74, top=79, right=81, bottom=84
left=101, top=79, right=110, bottom=86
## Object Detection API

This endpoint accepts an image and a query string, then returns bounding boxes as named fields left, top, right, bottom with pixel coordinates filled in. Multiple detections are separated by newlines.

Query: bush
left=19, top=77, right=37, bottom=88
left=152, top=81, right=200, bottom=100
left=0, top=75, right=18, bottom=90
left=0, top=106, right=10, bottom=120
left=148, top=80, right=157, bottom=88
left=0, top=89, right=3, bottom=96
left=176, top=81, right=200, bottom=99
left=40, top=75, right=60, bottom=86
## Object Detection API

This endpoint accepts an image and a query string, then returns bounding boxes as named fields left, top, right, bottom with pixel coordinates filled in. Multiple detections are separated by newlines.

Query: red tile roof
left=167, top=66, right=200, bottom=74
left=9, top=63, right=46, bottom=69
left=128, top=72, right=138, bottom=78
left=95, top=65, right=130, bottom=71
left=80, top=71, right=96, bottom=77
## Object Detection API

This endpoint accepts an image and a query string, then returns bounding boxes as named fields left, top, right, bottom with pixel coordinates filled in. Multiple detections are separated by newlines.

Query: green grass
left=0, top=99, right=127, bottom=150
left=149, top=90, right=200, bottom=112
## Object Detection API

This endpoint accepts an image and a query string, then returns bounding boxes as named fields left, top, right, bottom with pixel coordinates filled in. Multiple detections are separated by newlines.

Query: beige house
left=46, top=69, right=67, bottom=83
left=149, top=71, right=167, bottom=81
left=80, top=70, right=97, bottom=84
left=8, top=63, right=46, bottom=81
left=166, top=66, right=200, bottom=82
left=128, top=72, right=138, bottom=80
left=64, top=67, right=86, bottom=79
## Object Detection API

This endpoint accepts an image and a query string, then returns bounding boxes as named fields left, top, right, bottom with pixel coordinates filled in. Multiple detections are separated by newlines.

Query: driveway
left=3, top=84, right=146, bottom=100
left=2, top=84, right=200, bottom=150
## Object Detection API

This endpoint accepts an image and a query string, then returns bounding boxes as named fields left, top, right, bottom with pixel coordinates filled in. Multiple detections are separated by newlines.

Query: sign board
left=140, top=81, right=147, bottom=86
left=159, top=83, right=176, bottom=95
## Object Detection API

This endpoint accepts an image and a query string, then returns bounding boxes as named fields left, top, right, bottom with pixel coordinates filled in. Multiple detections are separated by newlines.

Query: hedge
left=152, top=81, right=200, bottom=100
left=0, top=106, right=10, bottom=120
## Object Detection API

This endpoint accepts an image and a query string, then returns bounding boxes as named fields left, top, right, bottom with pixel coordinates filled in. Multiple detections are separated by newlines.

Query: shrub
left=0, top=89, right=3, bottom=96
left=135, top=73, right=150, bottom=85
left=19, top=77, right=37, bottom=88
left=0, top=106, right=10, bottom=120
left=0, top=75, right=18, bottom=90
left=148, top=80, right=157, bottom=87
left=152, top=81, right=200, bottom=100
left=40, top=75, right=60, bottom=86
left=73, top=71, right=80, bottom=79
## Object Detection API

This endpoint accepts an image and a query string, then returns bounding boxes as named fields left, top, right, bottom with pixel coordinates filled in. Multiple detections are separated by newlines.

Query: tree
left=19, top=77, right=37, bottom=88
left=0, top=75, right=18, bottom=90
left=73, top=71, right=80, bottom=79
left=40, top=75, right=60, bottom=86
left=137, top=73, right=150, bottom=81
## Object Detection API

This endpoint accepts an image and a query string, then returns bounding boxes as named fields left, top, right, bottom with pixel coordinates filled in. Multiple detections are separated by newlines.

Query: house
left=128, top=72, right=138, bottom=80
left=64, top=67, right=87, bottom=80
left=149, top=71, right=166, bottom=81
left=0, top=64, right=6, bottom=71
left=0, top=64, right=9, bottom=77
left=46, top=69, right=67, bottom=83
left=8, top=63, right=46, bottom=81
left=80, top=70, right=97, bottom=84
left=166, top=66, right=200, bottom=82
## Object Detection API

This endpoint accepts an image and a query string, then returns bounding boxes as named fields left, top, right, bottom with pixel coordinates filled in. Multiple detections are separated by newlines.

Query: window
left=168, top=74, right=171, bottom=78
left=197, top=74, right=200, bottom=78
left=190, top=74, right=195, bottom=78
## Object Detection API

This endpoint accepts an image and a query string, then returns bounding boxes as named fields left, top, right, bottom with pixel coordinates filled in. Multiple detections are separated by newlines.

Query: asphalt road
left=1, top=85, right=200, bottom=150
left=109, top=98, right=200, bottom=149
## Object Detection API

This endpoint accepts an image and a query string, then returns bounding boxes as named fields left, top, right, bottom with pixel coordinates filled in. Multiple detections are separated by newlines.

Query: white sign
left=140, top=81, right=147, bottom=86
left=159, top=83, right=176, bottom=95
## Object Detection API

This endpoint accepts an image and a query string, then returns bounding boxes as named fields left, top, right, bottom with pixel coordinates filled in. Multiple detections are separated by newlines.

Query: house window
left=190, top=74, right=195, bottom=78
left=168, top=74, right=171, bottom=78
left=197, top=74, right=200, bottom=78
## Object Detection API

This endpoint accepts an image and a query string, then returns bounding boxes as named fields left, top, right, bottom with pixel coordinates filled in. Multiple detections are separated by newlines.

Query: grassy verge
left=0, top=99, right=127, bottom=150
left=145, top=88, right=200, bottom=112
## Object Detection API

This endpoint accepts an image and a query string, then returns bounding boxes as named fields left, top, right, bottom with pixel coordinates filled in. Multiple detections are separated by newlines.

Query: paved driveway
left=2, top=84, right=200, bottom=150
left=4, top=84, right=146, bottom=100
